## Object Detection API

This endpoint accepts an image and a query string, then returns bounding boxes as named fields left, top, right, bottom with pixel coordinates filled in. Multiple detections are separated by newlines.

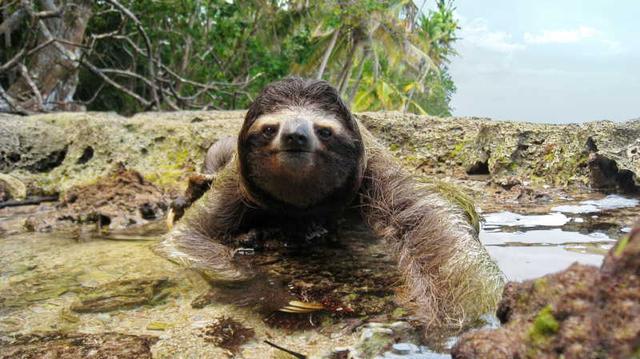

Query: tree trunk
left=347, top=46, right=370, bottom=105
left=315, top=29, right=339, bottom=80
left=403, top=60, right=431, bottom=113
left=6, top=0, right=93, bottom=112
left=175, top=1, right=199, bottom=94
left=337, top=38, right=359, bottom=95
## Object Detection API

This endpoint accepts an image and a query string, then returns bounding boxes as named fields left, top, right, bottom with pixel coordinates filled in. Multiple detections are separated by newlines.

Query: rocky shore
left=1, top=111, right=638, bottom=233
left=1, top=111, right=639, bottom=358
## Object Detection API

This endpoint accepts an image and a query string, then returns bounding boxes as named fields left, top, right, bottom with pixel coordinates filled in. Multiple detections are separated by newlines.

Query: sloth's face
left=243, top=106, right=361, bottom=208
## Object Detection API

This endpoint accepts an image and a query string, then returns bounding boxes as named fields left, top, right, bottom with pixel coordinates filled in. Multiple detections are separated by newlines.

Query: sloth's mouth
left=279, top=149, right=313, bottom=154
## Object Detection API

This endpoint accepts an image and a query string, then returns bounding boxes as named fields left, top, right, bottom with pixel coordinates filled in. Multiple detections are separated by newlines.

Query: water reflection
left=480, top=194, right=639, bottom=282
left=551, top=194, right=639, bottom=214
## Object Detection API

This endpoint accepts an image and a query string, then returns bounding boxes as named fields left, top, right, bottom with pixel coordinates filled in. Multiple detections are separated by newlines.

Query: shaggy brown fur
left=158, top=78, right=503, bottom=329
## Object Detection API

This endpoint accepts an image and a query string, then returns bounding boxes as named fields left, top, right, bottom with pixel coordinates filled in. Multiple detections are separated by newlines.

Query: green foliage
left=73, top=0, right=459, bottom=115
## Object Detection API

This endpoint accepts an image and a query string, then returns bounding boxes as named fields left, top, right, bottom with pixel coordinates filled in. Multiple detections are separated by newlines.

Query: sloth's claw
left=278, top=300, right=324, bottom=313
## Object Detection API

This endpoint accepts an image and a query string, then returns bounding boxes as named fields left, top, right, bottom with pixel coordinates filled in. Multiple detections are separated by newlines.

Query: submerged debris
left=0, top=332, right=158, bottom=359
left=70, top=278, right=174, bottom=313
left=200, top=316, right=255, bottom=352
left=193, top=220, right=406, bottom=331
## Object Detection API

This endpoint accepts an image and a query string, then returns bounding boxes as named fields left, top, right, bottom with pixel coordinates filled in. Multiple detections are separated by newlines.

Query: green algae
left=532, top=305, right=559, bottom=336
left=523, top=305, right=561, bottom=358
left=615, top=235, right=630, bottom=256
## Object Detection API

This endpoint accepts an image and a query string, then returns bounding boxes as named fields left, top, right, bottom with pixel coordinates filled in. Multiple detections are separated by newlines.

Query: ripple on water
left=482, top=212, right=570, bottom=229
left=480, top=228, right=615, bottom=246
left=551, top=194, right=640, bottom=214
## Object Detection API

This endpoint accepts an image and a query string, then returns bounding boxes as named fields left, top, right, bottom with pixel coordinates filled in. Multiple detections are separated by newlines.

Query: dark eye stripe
left=317, top=127, right=332, bottom=138
left=263, top=125, right=278, bottom=136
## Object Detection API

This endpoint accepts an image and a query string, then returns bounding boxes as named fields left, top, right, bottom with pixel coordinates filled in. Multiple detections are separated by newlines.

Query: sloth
left=159, top=77, right=503, bottom=328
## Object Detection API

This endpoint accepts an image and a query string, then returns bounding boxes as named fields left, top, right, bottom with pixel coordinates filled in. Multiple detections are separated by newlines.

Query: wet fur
left=159, top=78, right=503, bottom=329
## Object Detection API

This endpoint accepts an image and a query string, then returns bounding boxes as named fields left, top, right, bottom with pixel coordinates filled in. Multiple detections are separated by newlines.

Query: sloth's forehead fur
left=248, top=106, right=346, bottom=135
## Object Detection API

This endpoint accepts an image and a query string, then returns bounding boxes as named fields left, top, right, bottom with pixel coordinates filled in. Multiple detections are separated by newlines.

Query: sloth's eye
left=262, top=126, right=277, bottom=137
left=318, top=128, right=332, bottom=139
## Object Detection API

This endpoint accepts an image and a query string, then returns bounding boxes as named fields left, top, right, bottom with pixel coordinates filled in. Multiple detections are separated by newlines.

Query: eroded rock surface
left=452, top=225, right=640, bottom=359
left=1, top=111, right=639, bottom=233
left=1, top=112, right=638, bottom=198
left=23, top=164, right=169, bottom=232
left=357, top=112, right=640, bottom=192
left=0, top=118, right=68, bottom=173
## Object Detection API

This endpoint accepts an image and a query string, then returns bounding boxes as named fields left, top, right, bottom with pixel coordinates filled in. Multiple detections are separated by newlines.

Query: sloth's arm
left=158, top=166, right=253, bottom=282
left=359, top=145, right=504, bottom=327
left=202, top=136, right=236, bottom=174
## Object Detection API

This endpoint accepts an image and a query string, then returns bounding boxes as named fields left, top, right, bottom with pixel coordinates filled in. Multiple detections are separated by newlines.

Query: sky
left=423, top=0, right=640, bottom=123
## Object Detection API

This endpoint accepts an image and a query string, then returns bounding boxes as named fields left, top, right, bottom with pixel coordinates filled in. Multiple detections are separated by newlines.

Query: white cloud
left=524, top=26, right=598, bottom=44
left=460, top=18, right=525, bottom=54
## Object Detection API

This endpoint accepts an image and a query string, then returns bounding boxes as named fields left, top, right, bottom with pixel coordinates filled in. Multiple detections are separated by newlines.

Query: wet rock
left=492, top=176, right=522, bottom=190
left=391, top=342, right=419, bottom=355
left=495, top=264, right=598, bottom=324
left=359, top=113, right=639, bottom=194
left=353, top=322, right=420, bottom=358
left=452, top=224, right=640, bottom=359
left=70, top=277, right=174, bottom=313
left=23, top=164, right=170, bottom=232
left=0, top=111, right=244, bottom=196
left=0, top=332, right=158, bottom=359
left=339, top=321, right=451, bottom=358
left=0, top=173, right=27, bottom=201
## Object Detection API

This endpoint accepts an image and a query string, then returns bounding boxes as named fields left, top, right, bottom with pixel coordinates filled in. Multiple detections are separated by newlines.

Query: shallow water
left=480, top=194, right=639, bottom=281
left=0, top=229, right=381, bottom=357
left=0, top=193, right=638, bottom=358
left=550, top=194, right=639, bottom=214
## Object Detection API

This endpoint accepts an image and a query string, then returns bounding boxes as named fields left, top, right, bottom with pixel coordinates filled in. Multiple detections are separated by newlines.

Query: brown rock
left=452, top=224, right=640, bottom=359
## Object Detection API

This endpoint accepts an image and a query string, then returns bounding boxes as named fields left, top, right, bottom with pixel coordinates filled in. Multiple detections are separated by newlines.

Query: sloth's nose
left=282, top=126, right=310, bottom=149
